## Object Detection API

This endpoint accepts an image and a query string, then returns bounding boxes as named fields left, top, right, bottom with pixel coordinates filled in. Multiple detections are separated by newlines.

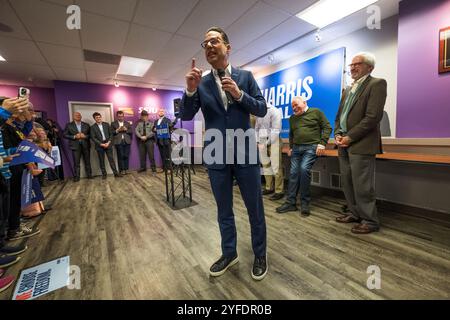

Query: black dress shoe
left=102, top=175, right=107, bottom=180
left=301, top=207, right=310, bottom=216
left=87, top=176, right=94, bottom=180
left=262, top=189, right=274, bottom=196
left=269, top=193, right=284, bottom=201
left=73, top=177, right=80, bottom=182
left=114, top=173, right=123, bottom=178
left=252, top=255, right=268, bottom=281
left=138, top=169, right=146, bottom=173
left=209, top=255, right=239, bottom=277
left=276, top=203, right=297, bottom=213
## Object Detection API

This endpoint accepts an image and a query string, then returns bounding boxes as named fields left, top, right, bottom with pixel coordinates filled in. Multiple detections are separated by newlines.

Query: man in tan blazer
left=334, top=52, right=387, bottom=234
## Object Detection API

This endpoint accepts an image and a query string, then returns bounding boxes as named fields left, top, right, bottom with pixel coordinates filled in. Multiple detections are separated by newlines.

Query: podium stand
left=164, top=158, right=194, bottom=209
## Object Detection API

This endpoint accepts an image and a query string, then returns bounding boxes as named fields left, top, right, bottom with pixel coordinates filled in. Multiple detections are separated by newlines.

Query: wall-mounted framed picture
left=439, top=26, right=450, bottom=73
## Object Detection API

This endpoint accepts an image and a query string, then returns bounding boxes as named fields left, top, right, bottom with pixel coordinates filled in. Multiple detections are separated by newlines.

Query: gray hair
left=354, top=52, right=376, bottom=67
left=292, top=96, right=306, bottom=104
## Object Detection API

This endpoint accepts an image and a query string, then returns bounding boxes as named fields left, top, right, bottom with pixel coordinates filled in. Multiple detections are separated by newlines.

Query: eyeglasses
left=348, top=62, right=364, bottom=68
left=201, top=38, right=225, bottom=49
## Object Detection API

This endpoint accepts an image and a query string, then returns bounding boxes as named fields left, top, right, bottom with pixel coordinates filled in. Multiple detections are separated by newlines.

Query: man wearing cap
left=135, top=110, right=156, bottom=174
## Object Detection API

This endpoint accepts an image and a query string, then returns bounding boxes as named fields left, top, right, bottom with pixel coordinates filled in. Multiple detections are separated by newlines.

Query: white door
left=69, top=102, right=116, bottom=177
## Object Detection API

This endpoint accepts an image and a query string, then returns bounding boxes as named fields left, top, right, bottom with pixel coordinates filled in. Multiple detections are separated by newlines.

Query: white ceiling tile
left=0, top=36, right=47, bottom=65
left=122, top=24, right=173, bottom=60
left=0, top=62, right=55, bottom=80
left=75, top=0, right=138, bottom=21
left=176, top=0, right=259, bottom=40
left=226, top=1, right=291, bottom=50
left=38, top=43, right=84, bottom=68
left=86, top=69, right=116, bottom=83
left=43, top=0, right=74, bottom=6
left=146, top=59, right=184, bottom=81
left=11, top=0, right=81, bottom=47
left=262, top=0, right=318, bottom=15
left=81, top=12, right=130, bottom=55
left=133, top=0, right=199, bottom=33
left=157, top=35, right=201, bottom=66
left=240, top=17, right=315, bottom=59
left=230, top=49, right=259, bottom=67
left=53, top=67, right=87, bottom=82
left=0, top=0, right=32, bottom=40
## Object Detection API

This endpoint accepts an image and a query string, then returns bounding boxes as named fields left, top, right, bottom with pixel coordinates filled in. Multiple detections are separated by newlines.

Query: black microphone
left=217, top=69, right=234, bottom=105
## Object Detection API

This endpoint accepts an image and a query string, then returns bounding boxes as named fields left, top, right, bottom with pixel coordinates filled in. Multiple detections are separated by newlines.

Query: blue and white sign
left=10, top=140, right=56, bottom=169
left=256, top=48, right=346, bottom=138
left=12, top=256, right=70, bottom=300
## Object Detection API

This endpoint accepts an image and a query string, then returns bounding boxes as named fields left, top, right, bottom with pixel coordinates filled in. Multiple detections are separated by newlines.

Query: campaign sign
left=256, top=47, right=346, bottom=138
left=20, top=169, right=32, bottom=209
left=12, top=256, right=70, bottom=300
left=156, top=124, right=170, bottom=139
left=10, top=140, right=55, bottom=169
left=38, top=146, right=61, bottom=169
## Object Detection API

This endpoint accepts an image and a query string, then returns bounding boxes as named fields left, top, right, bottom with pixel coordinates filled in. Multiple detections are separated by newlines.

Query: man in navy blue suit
left=180, top=27, right=268, bottom=281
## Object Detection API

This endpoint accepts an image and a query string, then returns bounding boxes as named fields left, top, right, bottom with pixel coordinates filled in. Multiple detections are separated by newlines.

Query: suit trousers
left=72, top=144, right=92, bottom=178
left=116, top=142, right=131, bottom=171
left=158, top=142, right=172, bottom=170
left=208, top=165, right=267, bottom=258
left=260, top=142, right=284, bottom=194
left=138, top=139, right=156, bottom=171
left=338, top=148, right=379, bottom=228
left=96, top=147, right=118, bottom=175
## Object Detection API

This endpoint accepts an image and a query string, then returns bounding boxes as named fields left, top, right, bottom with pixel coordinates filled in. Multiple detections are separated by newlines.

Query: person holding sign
left=1, top=97, right=40, bottom=242
left=180, top=27, right=268, bottom=280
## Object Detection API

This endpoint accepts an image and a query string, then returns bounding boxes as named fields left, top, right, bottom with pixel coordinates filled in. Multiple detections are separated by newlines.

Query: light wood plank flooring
left=1, top=168, right=449, bottom=300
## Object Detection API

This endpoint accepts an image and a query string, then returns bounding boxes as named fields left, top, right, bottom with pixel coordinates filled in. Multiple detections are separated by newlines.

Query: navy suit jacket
left=180, top=66, right=267, bottom=169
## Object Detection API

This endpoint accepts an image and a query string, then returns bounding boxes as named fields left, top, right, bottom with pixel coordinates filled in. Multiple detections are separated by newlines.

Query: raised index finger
left=191, top=58, right=196, bottom=70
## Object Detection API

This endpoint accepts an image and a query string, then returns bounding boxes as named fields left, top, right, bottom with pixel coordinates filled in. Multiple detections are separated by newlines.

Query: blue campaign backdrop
left=256, top=47, right=346, bottom=139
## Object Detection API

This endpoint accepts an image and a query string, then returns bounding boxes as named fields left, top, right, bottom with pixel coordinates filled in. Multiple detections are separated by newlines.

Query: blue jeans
left=286, top=144, right=318, bottom=207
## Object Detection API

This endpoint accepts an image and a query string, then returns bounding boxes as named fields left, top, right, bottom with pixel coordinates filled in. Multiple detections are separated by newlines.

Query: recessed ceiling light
left=117, top=56, right=153, bottom=77
left=0, top=55, right=6, bottom=62
left=152, top=88, right=157, bottom=91
left=114, top=81, right=120, bottom=88
left=296, top=0, right=379, bottom=29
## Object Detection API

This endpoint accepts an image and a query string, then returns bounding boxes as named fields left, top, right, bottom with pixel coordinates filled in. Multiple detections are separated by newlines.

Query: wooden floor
left=1, top=168, right=449, bottom=300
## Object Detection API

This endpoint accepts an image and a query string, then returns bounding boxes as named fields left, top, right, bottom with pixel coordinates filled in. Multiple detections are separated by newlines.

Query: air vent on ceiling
left=83, top=50, right=121, bottom=65
left=0, top=23, right=14, bottom=33
left=330, top=173, right=342, bottom=189
left=311, top=170, right=320, bottom=185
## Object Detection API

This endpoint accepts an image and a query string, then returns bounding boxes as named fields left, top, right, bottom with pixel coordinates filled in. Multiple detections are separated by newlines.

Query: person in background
left=255, top=103, right=284, bottom=201
left=276, top=96, right=331, bottom=216
left=63, top=112, right=92, bottom=182
left=90, top=113, right=122, bottom=179
left=0, top=98, right=29, bottom=289
left=135, top=110, right=157, bottom=174
left=334, top=52, right=387, bottom=234
left=154, top=109, right=174, bottom=172
left=1, top=98, right=41, bottom=242
left=111, top=111, right=133, bottom=175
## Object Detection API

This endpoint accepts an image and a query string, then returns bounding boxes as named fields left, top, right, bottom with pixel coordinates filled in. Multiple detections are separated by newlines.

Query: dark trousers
left=72, top=145, right=92, bottom=178
left=208, top=165, right=267, bottom=258
left=138, top=139, right=156, bottom=171
left=96, top=147, right=118, bottom=175
left=286, top=144, right=318, bottom=208
left=116, top=142, right=131, bottom=171
left=338, top=148, right=379, bottom=228
left=8, top=164, right=24, bottom=232
left=158, top=142, right=172, bottom=170
left=0, top=179, right=10, bottom=248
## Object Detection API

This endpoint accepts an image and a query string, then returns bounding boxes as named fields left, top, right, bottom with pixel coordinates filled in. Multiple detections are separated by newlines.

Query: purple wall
left=397, top=0, right=450, bottom=138
left=53, top=81, right=184, bottom=176
left=0, top=84, right=56, bottom=120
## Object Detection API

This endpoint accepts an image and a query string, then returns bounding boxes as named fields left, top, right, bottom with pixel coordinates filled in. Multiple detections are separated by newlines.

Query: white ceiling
left=0, top=0, right=401, bottom=90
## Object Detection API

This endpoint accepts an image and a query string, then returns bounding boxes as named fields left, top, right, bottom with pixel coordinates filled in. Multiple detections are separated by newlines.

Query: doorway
left=68, top=102, right=116, bottom=177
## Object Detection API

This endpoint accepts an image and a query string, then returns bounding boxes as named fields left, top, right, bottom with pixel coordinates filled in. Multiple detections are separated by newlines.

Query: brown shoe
left=351, top=223, right=379, bottom=234
left=336, top=215, right=360, bottom=223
